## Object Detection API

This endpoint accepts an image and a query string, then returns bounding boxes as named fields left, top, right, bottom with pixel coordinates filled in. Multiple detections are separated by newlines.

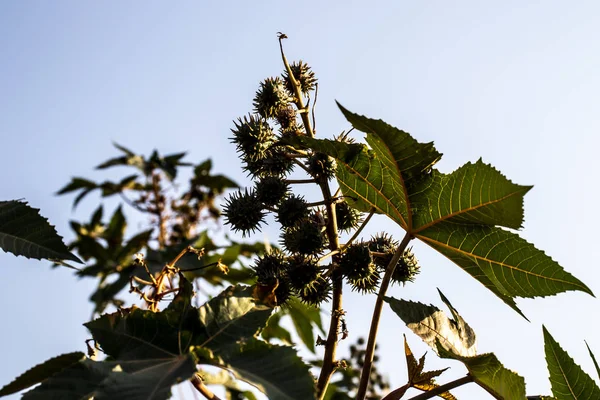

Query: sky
left=1, top=1, right=600, bottom=398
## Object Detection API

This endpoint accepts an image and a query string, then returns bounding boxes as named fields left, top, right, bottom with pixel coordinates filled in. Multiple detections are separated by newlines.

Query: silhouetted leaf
left=0, top=201, right=81, bottom=263
left=0, top=352, right=84, bottom=397
left=544, top=326, right=600, bottom=399
left=21, top=356, right=196, bottom=400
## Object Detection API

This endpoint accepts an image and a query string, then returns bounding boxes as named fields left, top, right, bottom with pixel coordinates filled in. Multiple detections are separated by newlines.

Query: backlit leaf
left=544, top=326, right=600, bottom=399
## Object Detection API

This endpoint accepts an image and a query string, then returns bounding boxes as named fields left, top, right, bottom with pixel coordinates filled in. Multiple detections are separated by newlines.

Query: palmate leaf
left=404, top=338, right=455, bottom=400
left=0, top=200, right=81, bottom=263
left=416, top=223, right=592, bottom=312
left=385, top=290, right=476, bottom=357
left=410, top=160, right=532, bottom=231
left=294, top=105, right=592, bottom=313
left=544, top=326, right=600, bottom=399
left=21, top=356, right=196, bottom=400
left=85, top=276, right=315, bottom=400
left=0, top=352, right=84, bottom=397
left=437, top=344, right=526, bottom=400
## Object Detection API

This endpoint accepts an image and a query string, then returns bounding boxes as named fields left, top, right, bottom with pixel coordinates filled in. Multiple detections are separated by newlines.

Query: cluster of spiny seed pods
left=223, top=59, right=420, bottom=307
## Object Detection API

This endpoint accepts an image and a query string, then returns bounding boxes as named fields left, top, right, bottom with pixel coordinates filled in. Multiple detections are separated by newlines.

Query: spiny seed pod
left=391, top=247, right=421, bottom=285
left=281, top=220, right=326, bottom=255
left=347, top=264, right=380, bottom=293
left=275, top=105, right=298, bottom=131
left=283, top=60, right=317, bottom=95
left=306, top=152, right=336, bottom=181
left=243, top=145, right=294, bottom=178
left=286, top=255, right=320, bottom=290
left=254, top=77, right=292, bottom=119
left=223, top=189, right=265, bottom=236
left=335, top=201, right=362, bottom=232
left=255, top=175, right=289, bottom=206
left=297, top=276, right=332, bottom=306
left=368, top=233, right=398, bottom=269
left=339, top=242, right=373, bottom=280
left=231, top=115, right=275, bottom=159
left=277, top=194, right=309, bottom=227
left=253, top=250, right=287, bottom=281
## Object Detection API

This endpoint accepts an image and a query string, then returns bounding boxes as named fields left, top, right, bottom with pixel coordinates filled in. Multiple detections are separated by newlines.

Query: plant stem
left=278, top=34, right=314, bottom=138
left=341, top=209, right=374, bottom=250
left=356, top=231, right=413, bottom=400
left=151, top=172, right=168, bottom=249
left=316, top=181, right=343, bottom=400
left=405, top=375, right=473, bottom=400
left=278, top=34, right=342, bottom=398
left=190, top=374, right=222, bottom=400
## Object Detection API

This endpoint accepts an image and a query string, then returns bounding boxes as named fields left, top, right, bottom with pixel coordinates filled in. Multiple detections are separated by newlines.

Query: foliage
left=1, top=34, right=599, bottom=400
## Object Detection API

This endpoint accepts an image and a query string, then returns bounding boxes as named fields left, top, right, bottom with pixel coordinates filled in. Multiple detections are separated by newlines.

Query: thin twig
left=286, top=178, right=317, bottom=184
left=342, top=209, right=375, bottom=250
left=312, top=82, right=319, bottom=134
left=119, top=192, right=147, bottom=213
left=356, top=231, right=413, bottom=400
left=278, top=33, right=314, bottom=138
left=190, top=374, right=222, bottom=400
left=151, top=172, right=168, bottom=249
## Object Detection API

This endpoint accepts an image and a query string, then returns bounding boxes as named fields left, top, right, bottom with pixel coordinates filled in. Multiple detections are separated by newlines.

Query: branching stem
left=190, top=374, right=222, bottom=400
left=356, top=231, right=413, bottom=400
left=342, top=209, right=374, bottom=250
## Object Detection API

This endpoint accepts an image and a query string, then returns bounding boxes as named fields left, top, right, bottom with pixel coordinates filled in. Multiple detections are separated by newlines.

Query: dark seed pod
left=254, top=77, right=292, bottom=119
left=335, top=201, right=362, bottom=232
left=283, top=60, right=317, bottom=95
left=255, top=176, right=289, bottom=206
left=368, top=233, right=399, bottom=269
left=339, top=242, right=373, bottom=280
left=286, top=255, right=320, bottom=290
left=231, top=115, right=275, bottom=159
left=297, top=276, right=332, bottom=306
left=252, top=250, right=287, bottom=281
left=243, top=145, right=294, bottom=178
left=391, top=247, right=421, bottom=285
left=306, top=152, right=336, bottom=181
left=347, top=264, right=380, bottom=293
left=223, top=189, right=265, bottom=236
left=282, top=220, right=326, bottom=255
left=277, top=194, right=309, bottom=228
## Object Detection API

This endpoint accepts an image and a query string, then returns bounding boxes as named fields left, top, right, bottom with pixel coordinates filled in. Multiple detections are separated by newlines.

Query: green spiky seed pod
left=335, top=201, right=362, bottom=232
left=281, top=220, right=326, bottom=255
left=223, top=189, right=265, bottom=236
left=231, top=115, right=275, bottom=159
left=253, top=77, right=292, bottom=119
left=277, top=194, right=309, bottom=227
left=255, top=176, right=289, bottom=206
left=347, top=264, right=380, bottom=293
left=286, top=255, right=320, bottom=290
left=243, top=145, right=294, bottom=178
left=339, top=242, right=374, bottom=281
left=297, top=276, right=332, bottom=306
left=368, top=233, right=399, bottom=269
left=391, top=247, right=421, bottom=285
left=252, top=250, right=287, bottom=282
left=306, top=152, right=336, bottom=181
left=283, top=60, right=317, bottom=95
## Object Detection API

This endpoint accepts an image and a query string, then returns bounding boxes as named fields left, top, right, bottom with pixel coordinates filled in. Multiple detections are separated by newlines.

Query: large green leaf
left=0, top=352, right=84, bottom=397
left=86, top=277, right=315, bottom=400
left=0, top=200, right=81, bottom=263
left=585, top=341, right=600, bottom=381
left=437, top=344, right=526, bottom=400
left=544, top=326, right=600, bottom=399
left=21, top=356, right=196, bottom=400
left=417, top=223, right=593, bottom=305
left=385, top=290, right=476, bottom=357
left=410, top=159, right=532, bottom=231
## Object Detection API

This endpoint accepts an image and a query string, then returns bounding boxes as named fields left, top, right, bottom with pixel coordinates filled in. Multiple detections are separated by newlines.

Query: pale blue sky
left=1, top=1, right=600, bottom=398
